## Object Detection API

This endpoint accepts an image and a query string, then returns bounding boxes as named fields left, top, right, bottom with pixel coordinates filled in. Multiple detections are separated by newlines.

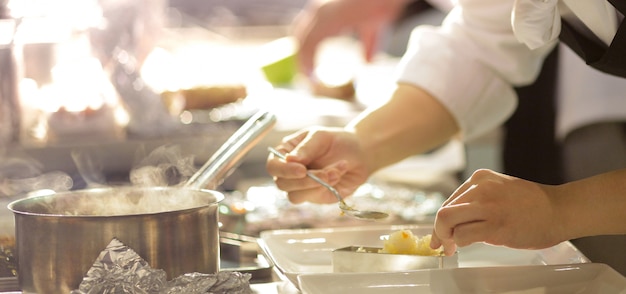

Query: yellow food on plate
left=379, top=230, right=442, bottom=256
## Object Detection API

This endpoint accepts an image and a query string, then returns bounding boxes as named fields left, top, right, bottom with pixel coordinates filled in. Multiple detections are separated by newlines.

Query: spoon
left=268, top=147, right=389, bottom=220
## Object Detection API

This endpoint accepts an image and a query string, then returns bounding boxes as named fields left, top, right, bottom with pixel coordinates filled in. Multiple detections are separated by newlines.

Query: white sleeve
left=395, top=0, right=557, bottom=141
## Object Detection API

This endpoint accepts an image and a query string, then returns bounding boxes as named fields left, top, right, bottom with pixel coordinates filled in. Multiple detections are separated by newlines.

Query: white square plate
left=298, top=263, right=626, bottom=294
left=258, top=224, right=590, bottom=286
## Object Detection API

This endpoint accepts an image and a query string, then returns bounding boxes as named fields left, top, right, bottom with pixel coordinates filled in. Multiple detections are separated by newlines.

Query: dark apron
left=556, top=0, right=626, bottom=276
left=559, top=0, right=626, bottom=78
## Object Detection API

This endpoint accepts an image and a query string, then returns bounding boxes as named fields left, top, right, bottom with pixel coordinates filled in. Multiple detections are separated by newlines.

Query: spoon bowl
left=268, top=147, right=389, bottom=220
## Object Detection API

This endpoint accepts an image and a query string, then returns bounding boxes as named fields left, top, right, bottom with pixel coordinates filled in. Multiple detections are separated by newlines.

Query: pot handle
left=184, top=110, right=276, bottom=190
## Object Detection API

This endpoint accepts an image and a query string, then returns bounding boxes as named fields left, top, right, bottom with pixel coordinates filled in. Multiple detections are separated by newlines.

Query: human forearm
left=553, top=168, right=626, bottom=240
left=345, top=83, right=458, bottom=173
left=293, top=0, right=410, bottom=75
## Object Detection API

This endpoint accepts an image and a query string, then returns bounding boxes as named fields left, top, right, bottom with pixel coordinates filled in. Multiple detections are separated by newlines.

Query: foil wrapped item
left=70, top=238, right=168, bottom=294
left=164, top=272, right=253, bottom=294
left=71, top=238, right=252, bottom=294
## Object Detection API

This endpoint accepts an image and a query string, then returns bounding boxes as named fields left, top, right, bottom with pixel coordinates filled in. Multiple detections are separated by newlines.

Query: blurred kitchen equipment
left=0, top=18, right=21, bottom=146
left=110, top=49, right=178, bottom=138
left=268, top=147, right=389, bottom=220
left=219, top=231, right=274, bottom=281
left=8, top=110, right=276, bottom=293
left=92, top=0, right=169, bottom=138
left=90, top=0, right=165, bottom=69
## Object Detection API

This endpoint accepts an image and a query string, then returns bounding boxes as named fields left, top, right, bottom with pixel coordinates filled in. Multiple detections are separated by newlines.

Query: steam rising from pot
left=129, top=144, right=197, bottom=187
left=0, top=156, right=73, bottom=197
left=2, top=142, right=199, bottom=198
left=33, top=188, right=215, bottom=216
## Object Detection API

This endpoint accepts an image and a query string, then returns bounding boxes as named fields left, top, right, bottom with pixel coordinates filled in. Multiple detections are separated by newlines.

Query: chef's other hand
left=430, top=169, right=565, bottom=256
left=266, top=127, right=370, bottom=204
left=292, top=0, right=408, bottom=76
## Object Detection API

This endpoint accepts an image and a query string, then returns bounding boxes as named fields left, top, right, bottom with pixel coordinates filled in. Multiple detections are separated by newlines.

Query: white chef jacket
left=395, top=0, right=623, bottom=141
left=556, top=43, right=626, bottom=141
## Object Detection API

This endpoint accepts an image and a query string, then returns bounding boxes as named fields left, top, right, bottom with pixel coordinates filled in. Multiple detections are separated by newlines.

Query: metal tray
left=219, top=232, right=274, bottom=282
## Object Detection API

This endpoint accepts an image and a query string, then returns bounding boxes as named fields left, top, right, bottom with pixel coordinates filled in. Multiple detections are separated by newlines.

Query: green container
left=260, top=37, right=298, bottom=86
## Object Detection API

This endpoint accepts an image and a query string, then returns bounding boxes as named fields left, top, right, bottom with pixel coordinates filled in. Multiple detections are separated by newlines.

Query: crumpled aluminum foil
left=164, top=272, right=253, bottom=294
left=71, top=238, right=252, bottom=294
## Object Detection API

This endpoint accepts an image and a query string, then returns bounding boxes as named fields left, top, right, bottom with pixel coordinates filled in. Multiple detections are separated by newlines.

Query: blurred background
left=0, top=0, right=486, bottom=242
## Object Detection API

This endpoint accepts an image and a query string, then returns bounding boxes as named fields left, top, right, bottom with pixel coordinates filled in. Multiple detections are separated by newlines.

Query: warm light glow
left=113, top=105, right=130, bottom=127
left=180, top=111, right=193, bottom=124
left=35, top=58, right=115, bottom=113
left=8, top=0, right=101, bottom=31
left=31, top=119, right=48, bottom=141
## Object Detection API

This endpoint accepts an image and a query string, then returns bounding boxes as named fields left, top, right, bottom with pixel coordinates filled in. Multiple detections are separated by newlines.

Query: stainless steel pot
left=8, top=110, right=276, bottom=293
left=10, top=187, right=223, bottom=293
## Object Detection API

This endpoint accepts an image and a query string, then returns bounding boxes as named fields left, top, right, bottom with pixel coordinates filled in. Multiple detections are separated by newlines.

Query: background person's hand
left=430, top=169, right=565, bottom=256
left=292, top=0, right=408, bottom=76
left=266, top=127, right=371, bottom=204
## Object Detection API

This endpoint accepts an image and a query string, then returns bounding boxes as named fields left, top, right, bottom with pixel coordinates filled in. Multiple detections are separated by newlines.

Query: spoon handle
left=185, top=111, right=276, bottom=190
left=267, top=147, right=346, bottom=204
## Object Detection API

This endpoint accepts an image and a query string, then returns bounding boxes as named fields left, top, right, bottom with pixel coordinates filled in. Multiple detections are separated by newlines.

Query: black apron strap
left=608, top=0, right=626, bottom=13
left=559, top=0, right=626, bottom=78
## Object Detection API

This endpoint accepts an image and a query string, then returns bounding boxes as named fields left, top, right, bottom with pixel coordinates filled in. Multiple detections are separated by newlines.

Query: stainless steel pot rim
left=7, top=186, right=225, bottom=218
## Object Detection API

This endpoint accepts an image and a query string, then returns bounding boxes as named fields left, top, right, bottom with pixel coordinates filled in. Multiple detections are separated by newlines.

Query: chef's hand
left=430, top=169, right=565, bottom=256
left=292, top=0, right=408, bottom=76
left=266, top=127, right=370, bottom=204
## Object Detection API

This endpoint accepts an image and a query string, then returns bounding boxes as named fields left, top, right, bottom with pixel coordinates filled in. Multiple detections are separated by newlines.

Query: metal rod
left=185, top=110, right=277, bottom=190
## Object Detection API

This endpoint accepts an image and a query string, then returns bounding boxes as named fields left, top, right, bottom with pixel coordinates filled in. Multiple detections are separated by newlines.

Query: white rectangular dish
left=258, top=224, right=590, bottom=286
left=298, top=263, right=626, bottom=294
